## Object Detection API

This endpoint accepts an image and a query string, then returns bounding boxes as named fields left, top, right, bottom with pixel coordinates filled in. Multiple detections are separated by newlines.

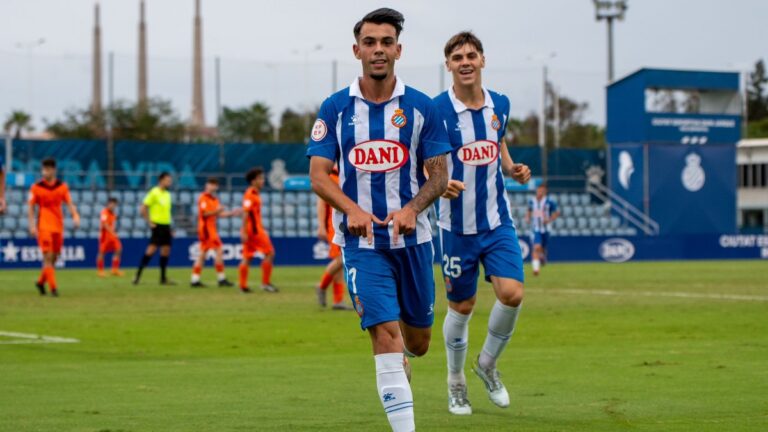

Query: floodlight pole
left=606, top=16, right=615, bottom=83
left=593, top=0, right=627, bottom=84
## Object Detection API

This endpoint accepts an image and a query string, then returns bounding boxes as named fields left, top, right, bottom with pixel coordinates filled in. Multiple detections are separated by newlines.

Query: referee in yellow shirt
left=133, top=172, right=175, bottom=285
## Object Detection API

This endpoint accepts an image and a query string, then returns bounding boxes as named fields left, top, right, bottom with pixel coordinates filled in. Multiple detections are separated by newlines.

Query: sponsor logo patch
left=599, top=238, right=635, bottom=263
left=458, top=140, right=499, bottom=166
left=311, top=119, right=328, bottom=142
left=348, top=140, right=409, bottom=173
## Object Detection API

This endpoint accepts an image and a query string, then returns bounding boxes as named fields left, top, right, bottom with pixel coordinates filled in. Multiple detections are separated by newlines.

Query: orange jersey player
left=190, top=177, right=240, bottom=288
left=238, top=167, right=277, bottom=294
left=96, top=197, right=123, bottom=277
left=27, top=158, right=80, bottom=297
left=314, top=168, right=352, bottom=310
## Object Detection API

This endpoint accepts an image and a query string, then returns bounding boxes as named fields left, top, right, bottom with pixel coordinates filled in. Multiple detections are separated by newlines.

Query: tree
left=278, top=108, right=315, bottom=143
left=46, top=98, right=185, bottom=141
left=3, top=110, right=34, bottom=139
left=109, top=98, right=185, bottom=141
left=218, top=102, right=274, bottom=142
left=748, top=59, right=768, bottom=122
left=45, top=108, right=104, bottom=139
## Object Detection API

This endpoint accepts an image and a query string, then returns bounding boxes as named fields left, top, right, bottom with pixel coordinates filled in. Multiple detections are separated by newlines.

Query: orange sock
left=37, top=268, right=47, bottom=285
left=46, top=267, right=57, bottom=291
left=261, top=261, right=273, bottom=285
left=96, top=257, right=105, bottom=271
left=112, top=257, right=120, bottom=272
left=319, top=272, right=333, bottom=290
left=332, top=281, right=345, bottom=304
left=239, top=264, right=249, bottom=289
left=192, top=264, right=202, bottom=276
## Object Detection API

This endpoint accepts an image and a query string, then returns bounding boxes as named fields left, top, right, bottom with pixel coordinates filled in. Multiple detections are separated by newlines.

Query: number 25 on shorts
left=442, top=255, right=462, bottom=278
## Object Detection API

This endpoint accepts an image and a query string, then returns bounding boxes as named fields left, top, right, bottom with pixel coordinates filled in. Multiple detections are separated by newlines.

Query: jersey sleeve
left=199, top=197, right=207, bottom=214
left=28, top=187, right=38, bottom=206
left=306, top=98, right=340, bottom=162
left=142, top=189, right=156, bottom=206
left=62, top=184, right=72, bottom=205
left=418, top=100, right=451, bottom=160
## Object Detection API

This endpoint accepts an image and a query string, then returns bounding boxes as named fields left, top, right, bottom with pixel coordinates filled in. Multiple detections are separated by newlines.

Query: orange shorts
left=200, top=236, right=223, bottom=252
left=328, top=242, right=341, bottom=259
left=99, top=237, right=122, bottom=253
left=243, top=232, right=274, bottom=260
left=38, top=231, right=63, bottom=254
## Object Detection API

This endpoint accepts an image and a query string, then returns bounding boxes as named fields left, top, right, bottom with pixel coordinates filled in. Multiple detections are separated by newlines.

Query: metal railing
left=586, top=179, right=660, bottom=235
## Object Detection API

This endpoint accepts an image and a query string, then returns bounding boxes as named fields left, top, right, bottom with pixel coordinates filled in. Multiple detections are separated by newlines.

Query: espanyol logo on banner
left=681, top=153, right=705, bottom=192
left=618, top=151, right=634, bottom=190
left=599, top=238, right=635, bottom=263
left=458, top=140, right=499, bottom=166
left=348, top=140, right=409, bottom=173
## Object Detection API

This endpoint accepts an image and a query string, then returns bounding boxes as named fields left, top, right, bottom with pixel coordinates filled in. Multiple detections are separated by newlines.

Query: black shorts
left=150, top=224, right=173, bottom=246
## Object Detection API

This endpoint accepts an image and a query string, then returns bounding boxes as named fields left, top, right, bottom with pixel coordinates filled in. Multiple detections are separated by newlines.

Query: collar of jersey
left=448, top=86, right=494, bottom=113
left=349, top=76, right=405, bottom=103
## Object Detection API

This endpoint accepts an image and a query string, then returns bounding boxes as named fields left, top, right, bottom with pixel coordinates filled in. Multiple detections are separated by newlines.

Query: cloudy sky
left=1, top=0, right=766, bottom=130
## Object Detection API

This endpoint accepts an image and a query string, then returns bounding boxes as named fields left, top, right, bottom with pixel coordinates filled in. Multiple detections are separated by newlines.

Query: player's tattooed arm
left=406, top=154, right=448, bottom=213
left=383, top=154, right=447, bottom=243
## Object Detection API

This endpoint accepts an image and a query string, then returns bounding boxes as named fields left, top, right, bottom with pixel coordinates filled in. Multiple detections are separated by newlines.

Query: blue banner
left=1, top=235, right=765, bottom=270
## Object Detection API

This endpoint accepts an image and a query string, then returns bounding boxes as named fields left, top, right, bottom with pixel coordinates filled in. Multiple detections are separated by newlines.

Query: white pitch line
left=545, top=289, right=768, bottom=302
left=0, top=331, right=80, bottom=345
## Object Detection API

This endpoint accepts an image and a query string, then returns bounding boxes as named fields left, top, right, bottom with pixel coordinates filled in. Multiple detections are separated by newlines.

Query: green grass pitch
left=1, top=261, right=767, bottom=431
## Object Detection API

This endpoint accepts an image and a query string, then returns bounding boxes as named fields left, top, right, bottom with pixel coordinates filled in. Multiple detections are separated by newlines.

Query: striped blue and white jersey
left=434, top=87, right=514, bottom=235
left=528, top=196, right=558, bottom=234
left=306, top=77, right=450, bottom=250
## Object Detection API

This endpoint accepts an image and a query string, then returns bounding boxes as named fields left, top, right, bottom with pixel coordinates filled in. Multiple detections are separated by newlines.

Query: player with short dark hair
left=239, top=167, right=277, bottom=293
left=134, top=172, right=175, bottom=285
left=526, top=183, right=559, bottom=275
left=190, top=177, right=239, bottom=287
left=28, top=158, right=80, bottom=296
left=308, top=8, right=450, bottom=431
left=434, top=31, right=531, bottom=415
left=96, top=197, right=123, bottom=277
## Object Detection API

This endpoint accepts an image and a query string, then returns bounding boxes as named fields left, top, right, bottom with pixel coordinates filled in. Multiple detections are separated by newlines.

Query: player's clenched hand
left=441, top=180, right=465, bottom=200
left=29, top=226, right=37, bottom=237
left=383, top=206, right=417, bottom=244
left=0, top=197, right=6, bottom=214
left=317, top=226, right=328, bottom=242
left=511, top=163, right=531, bottom=184
left=347, top=207, right=385, bottom=245
left=73, top=214, right=81, bottom=230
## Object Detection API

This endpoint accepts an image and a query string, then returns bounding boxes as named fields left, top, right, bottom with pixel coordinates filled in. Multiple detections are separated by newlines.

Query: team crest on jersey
left=348, top=140, right=409, bottom=173
left=458, top=140, right=499, bottom=166
left=491, top=114, right=502, bottom=131
left=391, top=109, right=407, bottom=128
left=311, top=119, right=328, bottom=142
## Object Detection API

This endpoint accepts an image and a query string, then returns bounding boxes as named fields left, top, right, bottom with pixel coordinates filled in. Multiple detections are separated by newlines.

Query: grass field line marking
left=0, top=331, right=80, bottom=345
left=546, top=289, right=768, bottom=302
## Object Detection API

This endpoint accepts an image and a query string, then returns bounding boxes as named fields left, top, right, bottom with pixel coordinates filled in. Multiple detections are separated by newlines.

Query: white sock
left=375, top=353, right=415, bottom=432
left=217, top=272, right=226, bottom=281
left=479, top=301, right=521, bottom=370
left=532, top=259, right=540, bottom=273
left=443, top=308, right=472, bottom=385
left=191, top=273, right=200, bottom=283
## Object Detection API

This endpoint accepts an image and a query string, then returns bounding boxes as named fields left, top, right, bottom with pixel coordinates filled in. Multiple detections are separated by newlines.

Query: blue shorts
left=439, top=225, right=524, bottom=303
left=530, top=231, right=550, bottom=249
left=342, top=242, right=435, bottom=330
